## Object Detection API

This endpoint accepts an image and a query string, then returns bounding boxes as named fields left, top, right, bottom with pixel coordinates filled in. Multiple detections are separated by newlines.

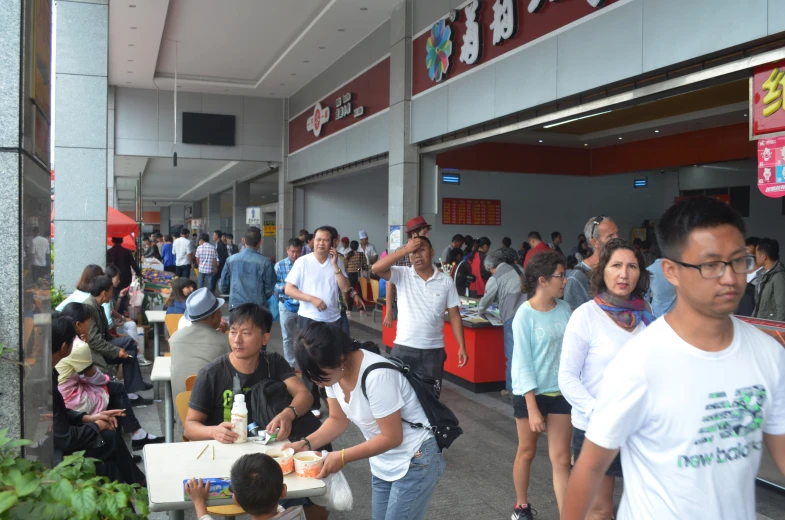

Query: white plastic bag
left=323, top=470, right=353, bottom=511
left=309, top=451, right=353, bottom=511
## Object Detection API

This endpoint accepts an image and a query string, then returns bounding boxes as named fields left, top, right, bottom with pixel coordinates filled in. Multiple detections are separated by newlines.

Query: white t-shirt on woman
left=325, top=350, right=431, bottom=481
left=558, top=300, right=645, bottom=431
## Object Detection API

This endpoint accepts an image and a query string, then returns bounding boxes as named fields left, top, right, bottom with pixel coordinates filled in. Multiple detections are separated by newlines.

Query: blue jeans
left=371, top=437, right=444, bottom=520
left=503, top=318, right=514, bottom=393
left=198, top=272, right=213, bottom=291
left=279, top=302, right=298, bottom=367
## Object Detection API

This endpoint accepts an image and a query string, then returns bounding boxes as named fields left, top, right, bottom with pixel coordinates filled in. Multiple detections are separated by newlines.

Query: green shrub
left=50, top=285, right=66, bottom=309
left=0, top=428, right=148, bottom=519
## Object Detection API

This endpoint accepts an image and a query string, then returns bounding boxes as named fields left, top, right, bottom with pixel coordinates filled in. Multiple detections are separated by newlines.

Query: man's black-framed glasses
left=666, top=255, right=756, bottom=279
left=590, top=215, right=608, bottom=240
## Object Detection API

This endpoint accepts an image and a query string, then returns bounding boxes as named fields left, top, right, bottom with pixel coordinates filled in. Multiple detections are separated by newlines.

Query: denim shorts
left=572, top=427, right=623, bottom=478
left=513, top=394, right=571, bottom=419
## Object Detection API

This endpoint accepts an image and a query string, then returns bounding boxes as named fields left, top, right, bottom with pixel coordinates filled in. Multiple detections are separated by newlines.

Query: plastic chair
left=175, top=391, right=245, bottom=519
left=370, top=279, right=382, bottom=322
left=185, top=374, right=197, bottom=391
left=359, top=278, right=370, bottom=302
left=165, top=314, right=182, bottom=337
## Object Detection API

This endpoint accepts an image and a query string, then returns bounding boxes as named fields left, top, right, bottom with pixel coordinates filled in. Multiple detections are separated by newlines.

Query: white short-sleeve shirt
left=173, top=237, right=194, bottom=266
left=586, top=317, right=785, bottom=520
left=286, top=253, right=347, bottom=323
left=390, top=265, right=461, bottom=350
left=325, top=350, right=431, bottom=481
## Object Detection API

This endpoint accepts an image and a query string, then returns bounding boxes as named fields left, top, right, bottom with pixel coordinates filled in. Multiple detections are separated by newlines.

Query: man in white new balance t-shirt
left=562, top=196, right=785, bottom=520
left=372, top=236, right=468, bottom=385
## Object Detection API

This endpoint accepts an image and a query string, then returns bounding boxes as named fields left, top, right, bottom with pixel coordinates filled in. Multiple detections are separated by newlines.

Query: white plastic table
left=145, top=310, right=167, bottom=358
left=150, top=356, right=174, bottom=443
left=143, top=440, right=326, bottom=516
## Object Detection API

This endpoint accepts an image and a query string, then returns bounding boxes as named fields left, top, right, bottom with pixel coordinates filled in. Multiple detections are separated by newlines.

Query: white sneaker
left=137, top=355, right=152, bottom=367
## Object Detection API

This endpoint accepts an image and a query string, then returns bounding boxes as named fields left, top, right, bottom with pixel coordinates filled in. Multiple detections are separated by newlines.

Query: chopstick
left=196, top=444, right=209, bottom=460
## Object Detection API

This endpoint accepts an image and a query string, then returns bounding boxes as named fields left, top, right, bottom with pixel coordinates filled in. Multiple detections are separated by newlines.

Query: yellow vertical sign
left=263, top=221, right=276, bottom=237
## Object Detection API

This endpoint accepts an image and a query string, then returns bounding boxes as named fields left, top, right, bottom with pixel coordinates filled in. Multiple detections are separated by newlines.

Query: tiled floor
left=136, top=315, right=785, bottom=520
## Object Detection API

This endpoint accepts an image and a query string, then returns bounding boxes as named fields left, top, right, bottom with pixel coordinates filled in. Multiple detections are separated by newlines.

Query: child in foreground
left=185, top=453, right=305, bottom=520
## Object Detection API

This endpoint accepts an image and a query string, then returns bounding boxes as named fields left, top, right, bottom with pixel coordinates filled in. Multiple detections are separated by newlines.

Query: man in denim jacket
left=220, top=227, right=275, bottom=310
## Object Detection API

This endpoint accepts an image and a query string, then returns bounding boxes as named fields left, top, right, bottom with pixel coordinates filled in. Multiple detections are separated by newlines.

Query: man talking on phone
left=285, top=226, right=351, bottom=415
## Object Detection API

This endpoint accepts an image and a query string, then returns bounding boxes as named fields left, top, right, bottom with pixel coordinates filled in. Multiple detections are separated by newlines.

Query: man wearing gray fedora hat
left=169, top=288, right=231, bottom=396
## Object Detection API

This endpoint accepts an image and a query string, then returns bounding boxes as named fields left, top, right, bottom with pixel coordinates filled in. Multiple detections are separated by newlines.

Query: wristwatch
left=286, top=405, right=299, bottom=419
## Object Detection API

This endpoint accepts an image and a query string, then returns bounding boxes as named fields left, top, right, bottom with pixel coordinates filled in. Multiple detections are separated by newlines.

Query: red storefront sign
left=414, top=0, right=618, bottom=96
left=288, top=58, right=390, bottom=154
left=751, top=59, right=785, bottom=139
left=442, top=198, right=502, bottom=225
left=757, top=136, right=785, bottom=198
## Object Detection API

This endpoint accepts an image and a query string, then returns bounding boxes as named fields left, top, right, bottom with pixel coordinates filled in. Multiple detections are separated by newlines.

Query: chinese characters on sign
left=459, top=1, right=482, bottom=65
left=426, top=0, right=607, bottom=83
left=757, top=136, right=785, bottom=198
left=442, top=198, right=502, bottom=226
left=306, top=102, right=330, bottom=137
left=263, top=221, right=276, bottom=237
left=751, top=60, right=785, bottom=139
left=491, top=0, right=517, bottom=45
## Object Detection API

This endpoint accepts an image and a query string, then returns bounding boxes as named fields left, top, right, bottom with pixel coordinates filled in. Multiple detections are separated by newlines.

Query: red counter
left=381, top=304, right=506, bottom=393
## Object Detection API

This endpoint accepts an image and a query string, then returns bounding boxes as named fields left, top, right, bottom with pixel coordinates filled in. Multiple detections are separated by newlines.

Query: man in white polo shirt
left=373, top=236, right=468, bottom=386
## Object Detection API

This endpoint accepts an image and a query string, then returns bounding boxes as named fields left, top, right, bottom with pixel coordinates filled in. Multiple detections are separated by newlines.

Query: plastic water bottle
left=231, top=394, right=248, bottom=443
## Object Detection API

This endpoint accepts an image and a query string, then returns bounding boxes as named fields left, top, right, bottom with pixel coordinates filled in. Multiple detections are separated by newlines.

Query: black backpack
left=360, top=356, right=462, bottom=451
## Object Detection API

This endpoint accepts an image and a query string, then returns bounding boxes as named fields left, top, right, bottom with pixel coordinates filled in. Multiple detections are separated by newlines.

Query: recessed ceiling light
left=744, top=113, right=748, bottom=117
left=360, top=7, right=368, bottom=10
left=654, top=130, right=659, bottom=133
left=291, top=73, right=296, bottom=76
left=129, top=4, right=136, bottom=7
left=584, top=143, right=588, bottom=147
left=618, top=137, right=623, bottom=140
left=126, top=81, right=131, bottom=84
left=130, top=27, right=137, bottom=30
left=128, top=44, right=134, bottom=47
left=128, top=59, right=134, bottom=62
left=338, top=29, right=345, bottom=32
left=127, top=71, right=133, bottom=73
left=319, top=46, right=325, bottom=49
left=538, top=140, right=543, bottom=143
left=280, top=83, right=286, bottom=86
left=303, top=60, right=309, bottom=63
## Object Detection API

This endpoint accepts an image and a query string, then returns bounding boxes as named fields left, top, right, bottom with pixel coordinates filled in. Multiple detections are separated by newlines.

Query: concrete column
left=278, top=100, right=295, bottom=259
left=0, top=0, right=54, bottom=452
left=53, top=0, right=108, bottom=293
left=232, top=180, right=251, bottom=244
left=107, top=86, right=115, bottom=208
left=294, top=187, right=305, bottom=233
left=388, top=0, right=420, bottom=240
left=160, top=206, right=171, bottom=235
left=208, top=193, right=222, bottom=234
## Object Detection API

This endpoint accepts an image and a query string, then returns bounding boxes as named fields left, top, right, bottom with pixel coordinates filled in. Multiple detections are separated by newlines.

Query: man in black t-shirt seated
left=185, top=304, right=313, bottom=443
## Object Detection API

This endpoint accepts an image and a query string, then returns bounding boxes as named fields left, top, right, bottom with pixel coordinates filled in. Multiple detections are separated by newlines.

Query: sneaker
left=142, top=381, right=154, bottom=391
left=129, top=397, right=154, bottom=407
left=137, top=356, right=152, bottom=367
left=132, top=434, right=165, bottom=451
left=512, top=504, right=537, bottom=520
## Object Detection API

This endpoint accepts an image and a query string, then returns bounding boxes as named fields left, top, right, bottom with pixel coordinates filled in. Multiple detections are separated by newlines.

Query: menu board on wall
left=442, top=198, right=501, bottom=226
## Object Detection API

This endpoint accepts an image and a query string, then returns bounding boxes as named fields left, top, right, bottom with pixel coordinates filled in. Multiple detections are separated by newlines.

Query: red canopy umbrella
left=107, top=206, right=139, bottom=238
left=51, top=206, right=139, bottom=240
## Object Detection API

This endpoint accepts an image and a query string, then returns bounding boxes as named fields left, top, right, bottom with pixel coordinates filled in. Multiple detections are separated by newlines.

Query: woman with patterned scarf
left=558, top=239, right=654, bottom=520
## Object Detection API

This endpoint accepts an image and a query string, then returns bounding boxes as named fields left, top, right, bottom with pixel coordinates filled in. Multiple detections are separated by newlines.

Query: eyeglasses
left=549, top=273, right=567, bottom=280
left=666, top=255, right=756, bottom=279
left=590, top=215, right=608, bottom=240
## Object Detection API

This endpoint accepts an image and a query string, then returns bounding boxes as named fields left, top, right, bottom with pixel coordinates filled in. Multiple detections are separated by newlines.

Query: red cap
left=406, top=216, right=430, bottom=234
left=341, top=237, right=349, bottom=244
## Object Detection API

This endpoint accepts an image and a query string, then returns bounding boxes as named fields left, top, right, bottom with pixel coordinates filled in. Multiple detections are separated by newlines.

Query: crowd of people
left=47, top=195, right=785, bottom=520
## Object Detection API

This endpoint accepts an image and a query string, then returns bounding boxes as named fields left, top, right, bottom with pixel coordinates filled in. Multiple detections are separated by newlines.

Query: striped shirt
left=389, top=265, right=460, bottom=350
left=195, top=243, right=217, bottom=274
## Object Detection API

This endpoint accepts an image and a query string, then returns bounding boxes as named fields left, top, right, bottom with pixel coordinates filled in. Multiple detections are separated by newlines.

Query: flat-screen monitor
left=182, top=112, right=236, bottom=146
